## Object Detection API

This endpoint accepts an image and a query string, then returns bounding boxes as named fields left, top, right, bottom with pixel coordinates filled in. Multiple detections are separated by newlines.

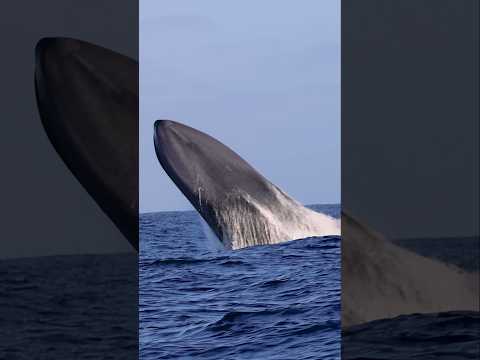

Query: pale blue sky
left=140, top=1, right=340, bottom=212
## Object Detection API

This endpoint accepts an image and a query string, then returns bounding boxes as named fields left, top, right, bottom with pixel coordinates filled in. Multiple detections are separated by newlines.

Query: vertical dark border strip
left=342, top=0, right=479, bottom=358
left=1, top=1, right=139, bottom=358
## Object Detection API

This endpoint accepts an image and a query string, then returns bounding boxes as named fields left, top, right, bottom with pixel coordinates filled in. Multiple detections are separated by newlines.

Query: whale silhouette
left=35, top=37, right=138, bottom=251
left=153, top=120, right=340, bottom=250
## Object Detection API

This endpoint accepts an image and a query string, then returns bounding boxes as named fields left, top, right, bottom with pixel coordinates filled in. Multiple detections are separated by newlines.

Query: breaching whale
left=35, top=37, right=139, bottom=251
left=153, top=120, right=340, bottom=250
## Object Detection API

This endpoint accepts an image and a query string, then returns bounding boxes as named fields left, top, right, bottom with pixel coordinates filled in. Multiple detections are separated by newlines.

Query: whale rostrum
left=153, top=120, right=340, bottom=250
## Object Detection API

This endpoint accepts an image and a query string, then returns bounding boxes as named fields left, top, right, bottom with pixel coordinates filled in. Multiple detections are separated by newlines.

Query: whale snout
left=154, top=119, right=176, bottom=132
left=35, top=37, right=83, bottom=75
left=154, top=119, right=190, bottom=145
left=153, top=119, right=198, bottom=168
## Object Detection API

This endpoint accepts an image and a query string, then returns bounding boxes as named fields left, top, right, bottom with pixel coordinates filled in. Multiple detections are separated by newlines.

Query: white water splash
left=200, top=184, right=340, bottom=250
left=199, top=216, right=224, bottom=251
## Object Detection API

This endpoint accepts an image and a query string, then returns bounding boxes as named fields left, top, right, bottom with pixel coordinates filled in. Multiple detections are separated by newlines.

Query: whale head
left=153, top=120, right=275, bottom=247
left=35, top=37, right=139, bottom=250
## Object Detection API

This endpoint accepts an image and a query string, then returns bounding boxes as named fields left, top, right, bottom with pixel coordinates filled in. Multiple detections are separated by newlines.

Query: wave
left=343, top=311, right=480, bottom=359
left=140, top=210, right=341, bottom=360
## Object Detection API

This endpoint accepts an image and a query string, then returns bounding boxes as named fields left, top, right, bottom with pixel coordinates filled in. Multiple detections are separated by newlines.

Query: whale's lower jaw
left=202, top=185, right=340, bottom=250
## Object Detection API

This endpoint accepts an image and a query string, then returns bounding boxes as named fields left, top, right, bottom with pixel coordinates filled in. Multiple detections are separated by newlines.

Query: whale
left=153, top=120, right=340, bottom=250
left=35, top=37, right=139, bottom=251
left=342, top=209, right=479, bottom=328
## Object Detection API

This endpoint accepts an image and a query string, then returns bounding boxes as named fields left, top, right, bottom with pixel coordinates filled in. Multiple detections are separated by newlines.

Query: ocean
left=140, top=204, right=341, bottom=360
left=0, top=254, right=138, bottom=359
left=1, top=203, right=476, bottom=359
left=342, top=311, right=480, bottom=360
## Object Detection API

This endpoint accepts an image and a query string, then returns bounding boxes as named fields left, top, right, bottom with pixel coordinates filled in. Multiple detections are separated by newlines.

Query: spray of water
left=199, top=184, right=340, bottom=250
left=199, top=216, right=224, bottom=251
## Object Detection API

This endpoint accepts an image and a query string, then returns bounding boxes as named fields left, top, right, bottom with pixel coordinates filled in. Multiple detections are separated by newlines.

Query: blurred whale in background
left=341, top=210, right=479, bottom=328
left=153, top=119, right=340, bottom=250
left=35, top=37, right=138, bottom=251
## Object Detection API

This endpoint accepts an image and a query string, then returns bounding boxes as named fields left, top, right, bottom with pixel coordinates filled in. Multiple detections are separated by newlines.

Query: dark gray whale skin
left=153, top=120, right=295, bottom=248
left=35, top=37, right=138, bottom=251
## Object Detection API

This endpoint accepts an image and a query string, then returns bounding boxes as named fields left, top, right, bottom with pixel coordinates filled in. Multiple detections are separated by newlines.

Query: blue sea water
left=0, top=205, right=477, bottom=359
left=140, top=204, right=341, bottom=360
left=342, top=311, right=480, bottom=360
left=0, top=254, right=138, bottom=359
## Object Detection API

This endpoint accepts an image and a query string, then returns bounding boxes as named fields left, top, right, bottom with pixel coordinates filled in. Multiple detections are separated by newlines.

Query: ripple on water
left=140, top=205, right=341, bottom=360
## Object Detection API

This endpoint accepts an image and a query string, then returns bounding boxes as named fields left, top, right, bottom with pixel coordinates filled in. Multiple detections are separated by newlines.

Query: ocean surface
left=1, top=204, right=476, bottom=359
left=342, top=311, right=480, bottom=360
left=0, top=254, right=138, bottom=359
left=140, top=204, right=341, bottom=360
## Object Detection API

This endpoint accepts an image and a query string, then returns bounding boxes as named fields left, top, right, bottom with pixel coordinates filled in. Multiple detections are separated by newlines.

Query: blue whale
left=153, top=120, right=340, bottom=250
